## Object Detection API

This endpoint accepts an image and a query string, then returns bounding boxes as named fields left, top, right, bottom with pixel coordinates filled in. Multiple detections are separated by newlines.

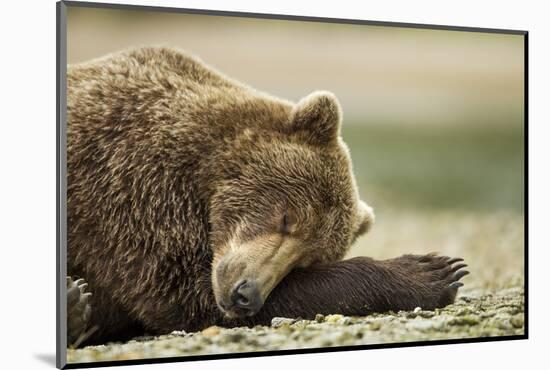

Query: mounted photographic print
left=56, top=1, right=527, bottom=368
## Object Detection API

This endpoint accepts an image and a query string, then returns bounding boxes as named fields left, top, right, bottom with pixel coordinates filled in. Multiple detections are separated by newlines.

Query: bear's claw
left=448, top=281, right=464, bottom=289
left=446, top=257, right=464, bottom=265
left=446, top=257, right=469, bottom=286
left=67, top=276, right=93, bottom=348
left=450, top=263, right=468, bottom=272
left=452, top=269, right=470, bottom=281
left=439, top=256, right=469, bottom=306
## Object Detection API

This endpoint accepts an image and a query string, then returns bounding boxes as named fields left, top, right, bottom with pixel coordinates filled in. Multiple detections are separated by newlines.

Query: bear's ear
left=290, top=91, right=342, bottom=146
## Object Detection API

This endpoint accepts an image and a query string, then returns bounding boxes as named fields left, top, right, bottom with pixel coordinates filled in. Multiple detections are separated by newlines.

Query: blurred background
left=67, top=7, right=525, bottom=291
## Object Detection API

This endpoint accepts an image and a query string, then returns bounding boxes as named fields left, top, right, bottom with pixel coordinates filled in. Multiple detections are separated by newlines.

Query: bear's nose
left=229, top=279, right=262, bottom=316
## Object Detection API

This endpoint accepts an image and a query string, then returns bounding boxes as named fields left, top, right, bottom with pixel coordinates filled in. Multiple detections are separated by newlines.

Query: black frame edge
left=523, top=32, right=529, bottom=338
left=57, top=1, right=68, bottom=369
left=62, top=0, right=527, bottom=35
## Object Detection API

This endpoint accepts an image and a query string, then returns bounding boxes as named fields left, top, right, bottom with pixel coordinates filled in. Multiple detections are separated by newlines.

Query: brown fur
left=67, top=47, right=466, bottom=345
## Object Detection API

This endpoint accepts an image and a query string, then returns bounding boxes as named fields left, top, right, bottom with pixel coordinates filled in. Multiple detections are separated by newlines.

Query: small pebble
left=325, top=314, right=344, bottom=323
left=369, top=321, right=382, bottom=331
left=418, top=311, right=435, bottom=318
left=224, top=332, right=245, bottom=343
left=201, top=326, right=221, bottom=337
left=170, top=330, right=186, bottom=336
left=407, top=320, right=435, bottom=331
left=510, top=314, right=524, bottom=328
left=271, top=317, right=296, bottom=328
left=449, top=315, right=481, bottom=326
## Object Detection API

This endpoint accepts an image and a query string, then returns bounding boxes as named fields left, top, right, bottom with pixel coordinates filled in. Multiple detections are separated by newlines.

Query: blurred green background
left=346, top=124, right=523, bottom=211
left=67, top=6, right=525, bottom=289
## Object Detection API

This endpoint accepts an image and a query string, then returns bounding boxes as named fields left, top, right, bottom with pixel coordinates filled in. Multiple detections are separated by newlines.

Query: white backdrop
left=0, top=0, right=545, bottom=369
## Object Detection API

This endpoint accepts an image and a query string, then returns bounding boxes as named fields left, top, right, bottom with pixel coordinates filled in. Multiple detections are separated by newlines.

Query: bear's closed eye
left=280, top=211, right=297, bottom=235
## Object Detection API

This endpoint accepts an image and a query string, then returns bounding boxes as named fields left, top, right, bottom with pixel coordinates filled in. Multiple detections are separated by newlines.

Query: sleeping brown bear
left=66, top=47, right=468, bottom=347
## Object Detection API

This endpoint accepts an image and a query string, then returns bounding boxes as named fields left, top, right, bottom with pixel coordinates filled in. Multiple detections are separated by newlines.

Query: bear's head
left=209, top=91, right=374, bottom=318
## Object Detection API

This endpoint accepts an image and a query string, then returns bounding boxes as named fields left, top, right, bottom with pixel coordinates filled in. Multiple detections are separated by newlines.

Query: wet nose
left=230, top=279, right=262, bottom=316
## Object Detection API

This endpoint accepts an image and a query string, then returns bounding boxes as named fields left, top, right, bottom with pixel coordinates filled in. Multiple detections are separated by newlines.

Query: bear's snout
left=227, top=279, right=263, bottom=316
left=211, top=233, right=305, bottom=318
left=213, top=256, right=265, bottom=318
left=215, top=277, right=263, bottom=317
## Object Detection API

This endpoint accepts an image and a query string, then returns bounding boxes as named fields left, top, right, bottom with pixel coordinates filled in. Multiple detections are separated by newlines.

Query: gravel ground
left=67, top=211, right=525, bottom=364
left=67, top=287, right=524, bottom=363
